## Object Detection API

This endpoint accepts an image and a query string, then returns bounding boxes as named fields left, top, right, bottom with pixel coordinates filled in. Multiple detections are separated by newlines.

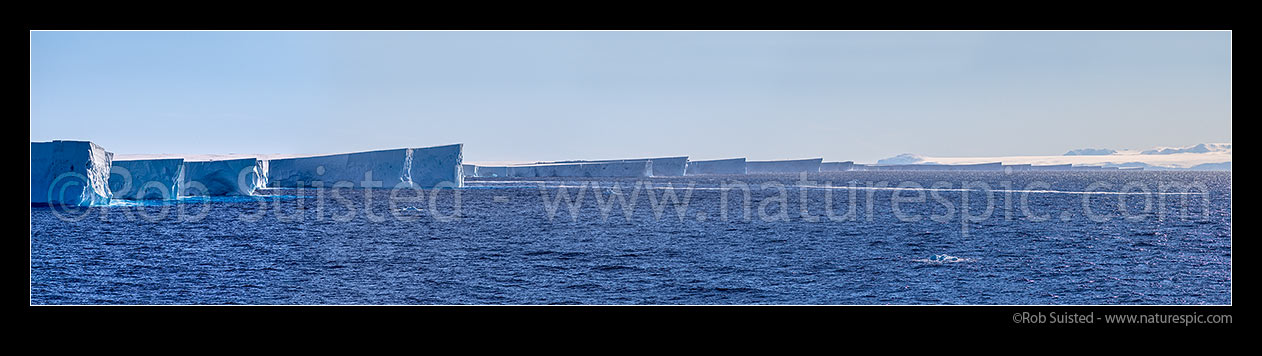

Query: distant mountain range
left=877, top=143, right=1232, bottom=170
left=1138, top=143, right=1232, bottom=155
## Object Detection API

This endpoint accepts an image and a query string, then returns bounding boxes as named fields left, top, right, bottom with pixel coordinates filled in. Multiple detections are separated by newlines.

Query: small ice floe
left=914, top=254, right=974, bottom=264
left=605, top=187, right=623, bottom=196
left=394, top=206, right=424, bottom=213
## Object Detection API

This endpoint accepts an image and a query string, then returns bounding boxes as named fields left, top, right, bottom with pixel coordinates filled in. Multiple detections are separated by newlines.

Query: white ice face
left=181, top=158, right=266, bottom=196
left=110, top=158, right=184, bottom=200
left=473, top=160, right=653, bottom=178
left=746, top=158, right=823, bottom=173
left=268, top=148, right=412, bottom=189
left=264, top=144, right=464, bottom=189
left=818, top=161, right=855, bottom=173
left=31, top=140, right=113, bottom=206
left=686, top=158, right=747, bottom=175
left=505, top=156, right=685, bottom=177
left=407, top=144, right=464, bottom=188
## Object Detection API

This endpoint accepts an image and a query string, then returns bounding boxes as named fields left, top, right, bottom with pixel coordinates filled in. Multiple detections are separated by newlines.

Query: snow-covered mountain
left=1139, top=143, right=1232, bottom=155
left=875, top=143, right=1232, bottom=170
left=876, top=153, right=931, bottom=165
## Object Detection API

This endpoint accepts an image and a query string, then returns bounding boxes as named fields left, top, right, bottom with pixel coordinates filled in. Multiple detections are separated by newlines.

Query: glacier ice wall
left=257, top=159, right=270, bottom=188
left=1070, top=165, right=1119, bottom=170
left=499, top=161, right=651, bottom=177
left=508, top=166, right=537, bottom=178
left=31, top=140, right=113, bottom=206
left=865, top=162, right=1003, bottom=171
left=1028, top=164, right=1073, bottom=171
left=685, top=158, right=746, bottom=175
left=474, top=166, right=508, bottom=177
left=182, top=158, right=267, bottom=196
left=266, top=144, right=462, bottom=189
left=640, top=157, right=687, bottom=176
left=955, top=162, right=1004, bottom=170
left=269, top=148, right=412, bottom=188
left=819, top=161, right=855, bottom=172
left=110, top=158, right=184, bottom=200
left=461, top=164, right=476, bottom=178
left=746, top=158, right=823, bottom=173
left=541, top=156, right=686, bottom=177
left=577, top=161, right=652, bottom=177
left=410, top=144, right=463, bottom=188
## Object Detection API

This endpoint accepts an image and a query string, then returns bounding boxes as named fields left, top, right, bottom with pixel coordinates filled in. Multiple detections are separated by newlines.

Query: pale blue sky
left=30, top=31, right=1231, bottom=163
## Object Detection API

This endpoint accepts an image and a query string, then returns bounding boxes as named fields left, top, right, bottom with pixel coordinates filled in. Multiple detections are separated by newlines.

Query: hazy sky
left=30, top=31, right=1231, bottom=163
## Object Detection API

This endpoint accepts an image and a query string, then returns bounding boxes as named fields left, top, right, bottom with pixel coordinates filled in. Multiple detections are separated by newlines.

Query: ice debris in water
left=915, top=254, right=973, bottom=264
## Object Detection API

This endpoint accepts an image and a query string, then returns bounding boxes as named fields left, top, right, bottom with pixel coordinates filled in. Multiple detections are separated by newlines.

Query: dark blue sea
left=30, top=171, right=1231, bottom=305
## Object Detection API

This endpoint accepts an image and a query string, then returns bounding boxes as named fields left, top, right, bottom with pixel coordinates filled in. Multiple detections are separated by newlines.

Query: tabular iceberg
left=537, top=161, right=652, bottom=177
left=866, top=162, right=1003, bottom=171
left=685, top=158, right=746, bottom=175
left=579, top=161, right=652, bottom=177
left=542, top=156, right=686, bottom=177
left=183, top=158, right=268, bottom=196
left=410, top=144, right=464, bottom=188
left=31, top=140, right=113, bottom=206
left=269, top=148, right=412, bottom=188
left=266, top=144, right=463, bottom=189
left=110, top=158, right=184, bottom=200
left=474, top=166, right=508, bottom=178
left=639, top=157, right=687, bottom=176
left=507, top=166, right=537, bottom=178
left=819, top=161, right=855, bottom=172
left=1071, top=165, right=1118, bottom=170
left=1028, top=164, right=1073, bottom=171
left=746, top=158, right=823, bottom=173
left=500, top=161, right=651, bottom=177
left=461, top=164, right=476, bottom=178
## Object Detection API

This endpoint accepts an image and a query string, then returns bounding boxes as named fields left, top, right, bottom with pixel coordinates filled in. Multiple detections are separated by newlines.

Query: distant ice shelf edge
left=31, top=141, right=465, bottom=206
left=267, top=144, right=463, bottom=189
left=32, top=139, right=1230, bottom=206
left=31, top=141, right=113, bottom=206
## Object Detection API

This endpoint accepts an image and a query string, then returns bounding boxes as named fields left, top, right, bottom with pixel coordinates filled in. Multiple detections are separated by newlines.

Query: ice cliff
left=409, top=144, right=463, bottom=188
left=269, top=148, right=412, bottom=188
left=1028, top=164, right=1073, bottom=170
left=746, top=158, right=823, bottom=173
left=182, top=158, right=268, bottom=196
left=266, top=144, right=463, bottom=189
left=110, top=158, right=184, bottom=200
left=485, top=161, right=652, bottom=178
left=865, top=162, right=1003, bottom=171
left=540, top=156, right=686, bottom=177
left=685, top=158, right=747, bottom=175
left=819, top=161, right=855, bottom=172
left=31, top=140, right=113, bottom=206
left=474, top=166, right=509, bottom=178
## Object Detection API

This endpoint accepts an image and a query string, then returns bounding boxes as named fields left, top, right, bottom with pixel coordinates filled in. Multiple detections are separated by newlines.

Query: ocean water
left=30, top=171, right=1231, bottom=305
